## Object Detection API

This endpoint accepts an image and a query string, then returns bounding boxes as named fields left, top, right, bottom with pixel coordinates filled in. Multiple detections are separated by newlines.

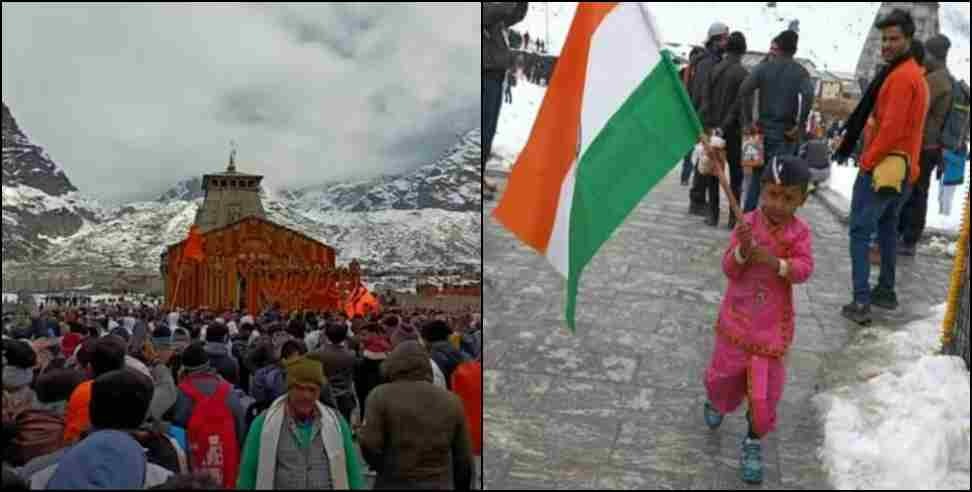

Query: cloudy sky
left=2, top=3, right=479, bottom=204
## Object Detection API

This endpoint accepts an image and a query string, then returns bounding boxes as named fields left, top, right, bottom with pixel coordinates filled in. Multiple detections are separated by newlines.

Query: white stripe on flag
left=579, top=2, right=665, bottom=159
left=546, top=160, right=578, bottom=278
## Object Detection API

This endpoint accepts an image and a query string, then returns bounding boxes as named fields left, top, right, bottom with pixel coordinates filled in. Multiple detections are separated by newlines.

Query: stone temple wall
left=854, top=2, right=940, bottom=90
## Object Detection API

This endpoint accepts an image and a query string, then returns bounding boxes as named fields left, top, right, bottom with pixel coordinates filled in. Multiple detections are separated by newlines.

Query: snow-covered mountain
left=2, top=102, right=103, bottom=262
left=284, top=129, right=482, bottom=213
left=156, top=177, right=205, bottom=203
left=6, top=127, right=482, bottom=292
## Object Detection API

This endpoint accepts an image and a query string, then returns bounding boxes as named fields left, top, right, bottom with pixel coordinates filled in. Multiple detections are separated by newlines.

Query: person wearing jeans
left=897, top=148, right=941, bottom=253
left=483, top=2, right=529, bottom=193
left=482, top=71, right=505, bottom=172
left=849, top=172, right=912, bottom=311
left=745, top=125, right=798, bottom=212
left=681, top=152, right=694, bottom=186
left=838, top=9, right=929, bottom=325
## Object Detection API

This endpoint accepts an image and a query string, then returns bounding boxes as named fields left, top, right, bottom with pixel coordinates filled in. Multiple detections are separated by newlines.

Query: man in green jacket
left=237, top=356, right=364, bottom=490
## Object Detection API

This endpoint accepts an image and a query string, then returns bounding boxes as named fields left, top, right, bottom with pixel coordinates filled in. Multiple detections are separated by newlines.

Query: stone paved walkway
left=484, top=168, right=954, bottom=490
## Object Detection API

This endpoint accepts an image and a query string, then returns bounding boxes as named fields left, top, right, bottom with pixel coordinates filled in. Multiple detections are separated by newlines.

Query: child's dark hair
left=760, top=155, right=811, bottom=194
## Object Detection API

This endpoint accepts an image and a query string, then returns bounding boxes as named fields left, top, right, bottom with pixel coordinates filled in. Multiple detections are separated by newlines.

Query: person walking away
left=834, top=9, right=929, bottom=325
left=5, top=369, right=81, bottom=467
left=688, top=22, right=730, bottom=216
left=483, top=2, right=529, bottom=194
left=421, top=321, right=470, bottom=390
left=62, top=336, right=126, bottom=444
left=204, top=323, right=240, bottom=387
left=737, top=30, right=815, bottom=212
left=699, top=31, right=752, bottom=228
left=170, top=342, right=248, bottom=488
left=937, top=79, right=970, bottom=216
left=29, top=370, right=174, bottom=489
left=898, top=34, right=954, bottom=256
left=2, top=340, right=38, bottom=426
left=703, top=156, right=815, bottom=484
left=359, top=341, right=473, bottom=490
left=311, top=323, right=358, bottom=425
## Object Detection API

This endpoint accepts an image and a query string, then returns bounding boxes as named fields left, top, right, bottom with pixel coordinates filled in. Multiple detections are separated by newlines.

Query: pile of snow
left=827, top=162, right=970, bottom=234
left=813, top=305, right=971, bottom=490
left=2, top=293, right=18, bottom=304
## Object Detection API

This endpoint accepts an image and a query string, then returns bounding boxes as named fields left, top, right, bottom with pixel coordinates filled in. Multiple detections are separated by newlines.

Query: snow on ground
left=812, top=305, right=971, bottom=490
left=489, top=81, right=547, bottom=171
left=2, top=293, right=18, bottom=304
left=827, top=161, right=970, bottom=234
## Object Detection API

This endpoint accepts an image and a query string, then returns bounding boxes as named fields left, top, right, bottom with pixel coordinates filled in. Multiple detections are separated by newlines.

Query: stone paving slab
left=484, top=167, right=953, bottom=490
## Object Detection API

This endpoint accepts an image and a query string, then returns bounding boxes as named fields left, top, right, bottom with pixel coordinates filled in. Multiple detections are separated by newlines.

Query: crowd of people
left=683, top=8, right=968, bottom=485
left=2, top=301, right=483, bottom=490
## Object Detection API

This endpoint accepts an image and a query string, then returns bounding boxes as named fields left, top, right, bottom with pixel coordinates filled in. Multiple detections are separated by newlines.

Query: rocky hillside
left=2, top=102, right=101, bottom=262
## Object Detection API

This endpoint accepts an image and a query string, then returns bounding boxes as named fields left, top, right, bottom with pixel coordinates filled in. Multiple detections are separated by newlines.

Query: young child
left=702, top=155, right=815, bottom=484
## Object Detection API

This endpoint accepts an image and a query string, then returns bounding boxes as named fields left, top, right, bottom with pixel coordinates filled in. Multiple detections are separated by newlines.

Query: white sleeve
left=734, top=245, right=748, bottom=265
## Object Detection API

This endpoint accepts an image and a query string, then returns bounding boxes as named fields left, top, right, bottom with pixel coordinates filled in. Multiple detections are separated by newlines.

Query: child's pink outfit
left=704, top=209, right=814, bottom=437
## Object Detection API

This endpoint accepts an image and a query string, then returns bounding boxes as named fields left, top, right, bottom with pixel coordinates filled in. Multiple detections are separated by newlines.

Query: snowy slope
left=2, top=102, right=104, bottom=262
left=287, top=129, right=481, bottom=213
left=515, top=3, right=969, bottom=80
left=23, top=128, right=482, bottom=291
left=36, top=197, right=480, bottom=289
left=156, top=177, right=205, bottom=203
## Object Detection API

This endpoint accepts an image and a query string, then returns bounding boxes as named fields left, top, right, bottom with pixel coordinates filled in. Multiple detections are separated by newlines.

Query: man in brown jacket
left=898, top=34, right=954, bottom=256
left=359, top=341, right=473, bottom=490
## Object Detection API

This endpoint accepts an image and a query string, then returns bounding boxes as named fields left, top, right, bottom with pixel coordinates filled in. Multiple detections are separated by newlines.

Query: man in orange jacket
left=63, top=337, right=126, bottom=443
left=839, top=9, right=929, bottom=325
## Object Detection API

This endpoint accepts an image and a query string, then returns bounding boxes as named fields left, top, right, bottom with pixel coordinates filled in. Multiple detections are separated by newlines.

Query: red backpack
left=179, top=375, right=239, bottom=488
left=450, top=361, right=482, bottom=457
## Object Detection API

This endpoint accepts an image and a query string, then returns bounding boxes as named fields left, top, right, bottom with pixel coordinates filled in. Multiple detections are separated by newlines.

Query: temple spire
left=228, top=140, right=237, bottom=173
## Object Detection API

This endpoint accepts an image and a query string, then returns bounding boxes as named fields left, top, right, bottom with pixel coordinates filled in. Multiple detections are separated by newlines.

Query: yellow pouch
left=449, top=333, right=462, bottom=350
left=872, top=153, right=908, bottom=195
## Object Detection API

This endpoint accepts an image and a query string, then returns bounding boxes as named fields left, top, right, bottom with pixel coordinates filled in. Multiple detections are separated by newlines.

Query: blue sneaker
left=740, top=438, right=763, bottom=484
left=704, top=401, right=724, bottom=430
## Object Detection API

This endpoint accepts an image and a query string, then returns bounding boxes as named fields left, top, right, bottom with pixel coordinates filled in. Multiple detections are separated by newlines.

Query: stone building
left=193, top=149, right=267, bottom=234
left=162, top=153, right=362, bottom=313
left=854, top=2, right=940, bottom=91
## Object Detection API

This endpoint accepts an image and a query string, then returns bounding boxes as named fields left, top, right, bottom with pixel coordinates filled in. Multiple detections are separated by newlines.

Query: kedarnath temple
left=161, top=151, right=363, bottom=313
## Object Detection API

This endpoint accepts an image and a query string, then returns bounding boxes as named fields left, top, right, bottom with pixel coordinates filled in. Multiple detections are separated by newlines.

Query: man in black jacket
left=699, top=31, right=752, bottom=228
left=688, top=22, right=730, bottom=217
left=483, top=2, right=529, bottom=196
left=737, top=30, right=815, bottom=212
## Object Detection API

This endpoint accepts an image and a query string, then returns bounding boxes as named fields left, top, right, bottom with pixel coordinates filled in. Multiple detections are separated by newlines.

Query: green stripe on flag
left=566, top=50, right=702, bottom=331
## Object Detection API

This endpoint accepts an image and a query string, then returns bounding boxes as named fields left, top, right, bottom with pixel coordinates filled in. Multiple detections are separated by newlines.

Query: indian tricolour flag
left=492, top=2, right=702, bottom=331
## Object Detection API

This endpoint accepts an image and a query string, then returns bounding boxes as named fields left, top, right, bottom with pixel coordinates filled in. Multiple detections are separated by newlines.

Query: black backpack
left=941, top=77, right=971, bottom=152
left=801, top=139, right=831, bottom=170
